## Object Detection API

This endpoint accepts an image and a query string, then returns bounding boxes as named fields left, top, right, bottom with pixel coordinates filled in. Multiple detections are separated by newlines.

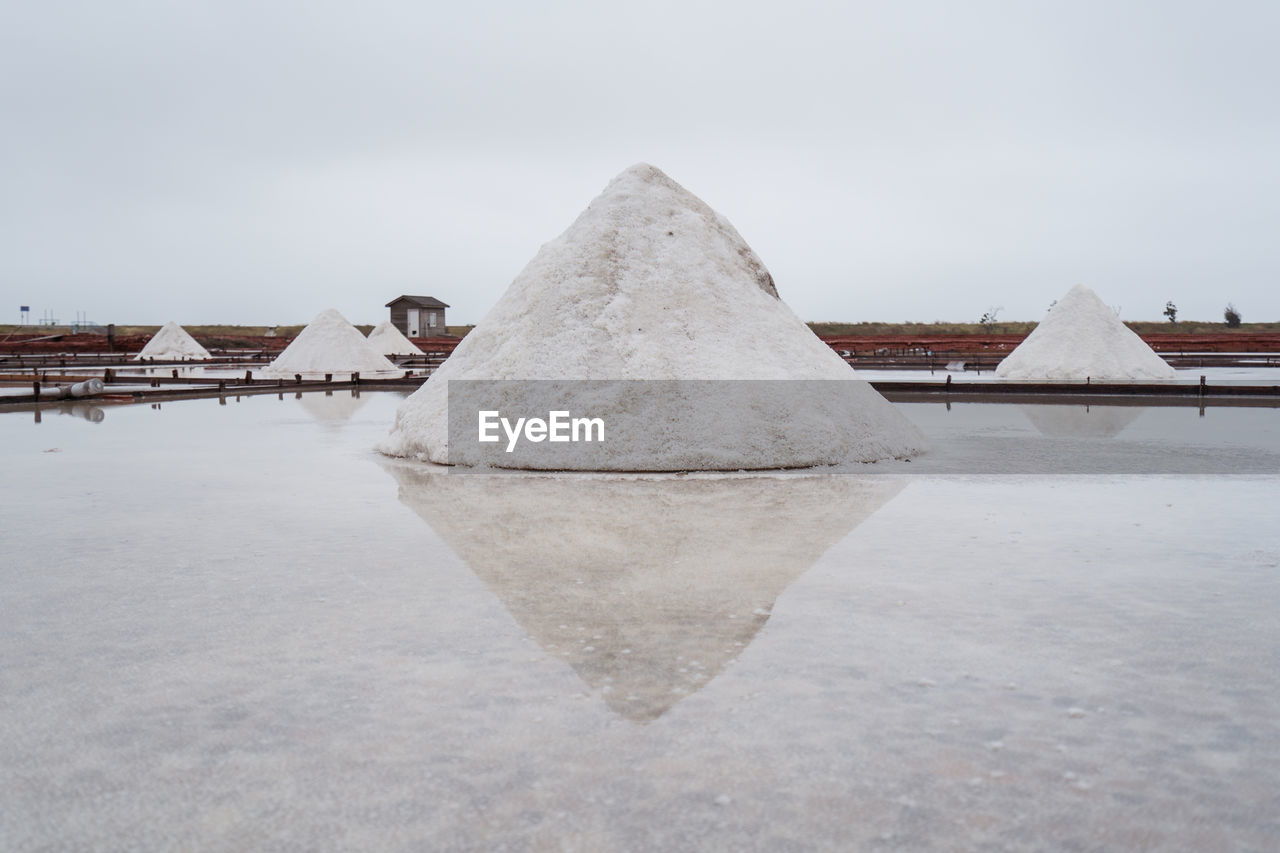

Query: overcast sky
left=3, top=0, right=1276, bottom=327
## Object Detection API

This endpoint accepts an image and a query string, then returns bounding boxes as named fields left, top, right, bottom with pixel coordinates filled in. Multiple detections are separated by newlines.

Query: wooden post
left=244, top=370, right=252, bottom=382
left=171, top=369, right=178, bottom=378
left=295, top=374, right=302, bottom=384
left=324, top=373, right=332, bottom=383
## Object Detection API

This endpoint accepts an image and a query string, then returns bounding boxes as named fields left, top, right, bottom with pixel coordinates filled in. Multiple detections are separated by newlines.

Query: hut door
left=407, top=309, right=420, bottom=337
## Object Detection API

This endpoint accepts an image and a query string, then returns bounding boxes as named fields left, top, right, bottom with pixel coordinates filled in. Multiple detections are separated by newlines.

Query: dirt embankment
left=4, top=329, right=1279, bottom=357
left=822, top=332, right=1280, bottom=355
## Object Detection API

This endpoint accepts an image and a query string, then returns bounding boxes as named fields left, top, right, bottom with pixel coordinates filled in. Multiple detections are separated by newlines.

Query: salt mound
left=134, top=321, right=211, bottom=361
left=379, top=163, right=926, bottom=469
left=260, top=309, right=404, bottom=379
left=996, top=285, right=1176, bottom=380
left=366, top=320, right=424, bottom=356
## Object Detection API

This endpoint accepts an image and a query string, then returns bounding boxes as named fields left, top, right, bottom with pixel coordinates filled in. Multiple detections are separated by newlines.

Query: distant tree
left=978, top=306, right=1003, bottom=327
left=1163, top=301, right=1178, bottom=323
left=1224, top=303, right=1242, bottom=327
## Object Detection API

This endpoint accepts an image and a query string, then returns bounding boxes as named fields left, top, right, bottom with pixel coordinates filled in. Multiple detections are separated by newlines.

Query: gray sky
left=3, top=0, right=1277, bottom=327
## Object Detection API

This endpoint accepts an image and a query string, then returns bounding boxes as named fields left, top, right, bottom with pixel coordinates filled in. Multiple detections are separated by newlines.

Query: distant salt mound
left=134, top=321, right=211, bottom=361
left=379, top=163, right=926, bottom=469
left=366, top=320, right=424, bottom=356
left=260, top=309, right=404, bottom=379
left=996, top=285, right=1176, bottom=381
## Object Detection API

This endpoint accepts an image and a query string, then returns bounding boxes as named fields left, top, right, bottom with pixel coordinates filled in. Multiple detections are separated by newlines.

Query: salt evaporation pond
left=1, top=392, right=1278, bottom=851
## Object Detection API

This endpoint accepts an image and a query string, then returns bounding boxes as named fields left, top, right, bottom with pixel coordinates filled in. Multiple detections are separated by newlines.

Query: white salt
left=134, top=321, right=211, bottom=361
left=379, top=163, right=926, bottom=469
left=996, top=285, right=1177, bottom=380
left=366, top=320, right=424, bottom=356
left=260, top=309, right=403, bottom=379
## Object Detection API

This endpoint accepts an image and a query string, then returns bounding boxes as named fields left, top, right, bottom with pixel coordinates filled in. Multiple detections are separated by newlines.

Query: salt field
left=2, top=391, right=1277, bottom=851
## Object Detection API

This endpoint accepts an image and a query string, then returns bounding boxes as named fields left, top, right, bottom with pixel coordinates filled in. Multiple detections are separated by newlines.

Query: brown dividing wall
left=6, top=331, right=1280, bottom=357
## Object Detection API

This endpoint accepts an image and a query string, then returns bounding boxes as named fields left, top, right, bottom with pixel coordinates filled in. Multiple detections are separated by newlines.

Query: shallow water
left=1, top=392, right=1277, bottom=851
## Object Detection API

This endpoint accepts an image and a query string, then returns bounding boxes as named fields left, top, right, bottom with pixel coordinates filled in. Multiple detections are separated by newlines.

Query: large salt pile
left=134, top=321, right=211, bottom=361
left=260, top=309, right=404, bottom=379
left=379, top=163, right=926, bottom=469
left=996, top=285, right=1177, bottom=380
left=365, top=320, right=424, bottom=356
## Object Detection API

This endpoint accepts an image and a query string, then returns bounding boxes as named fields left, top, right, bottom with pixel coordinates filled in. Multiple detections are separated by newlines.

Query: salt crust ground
left=3, top=395, right=1277, bottom=851
left=134, top=321, right=211, bottom=361
left=261, top=309, right=404, bottom=379
left=366, top=320, right=424, bottom=356
left=380, top=163, right=927, bottom=469
left=996, top=284, right=1178, bottom=380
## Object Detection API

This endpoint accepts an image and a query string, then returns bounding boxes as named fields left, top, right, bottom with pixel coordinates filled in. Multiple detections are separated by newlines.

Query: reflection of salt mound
left=380, top=163, right=925, bottom=468
left=366, top=320, right=424, bottom=356
left=260, top=309, right=403, bottom=379
left=384, top=464, right=903, bottom=722
left=134, top=321, right=211, bottom=361
left=996, top=285, right=1176, bottom=380
left=297, top=390, right=369, bottom=422
left=1020, top=404, right=1145, bottom=438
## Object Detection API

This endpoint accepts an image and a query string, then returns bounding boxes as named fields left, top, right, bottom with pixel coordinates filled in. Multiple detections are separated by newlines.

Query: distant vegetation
left=1224, top=303, right=1242, bottom=328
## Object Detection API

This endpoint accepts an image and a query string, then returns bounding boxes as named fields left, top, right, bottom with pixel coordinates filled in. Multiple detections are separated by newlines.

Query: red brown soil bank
left=5, top=332, right=1280, bottom=357
left=0, top=334, right=292, bottom=355
left=822, top=332, right=1280, bottom=356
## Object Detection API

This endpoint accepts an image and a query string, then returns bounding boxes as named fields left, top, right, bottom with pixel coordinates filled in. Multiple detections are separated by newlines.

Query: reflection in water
left=384, top=464, right=903, bottom=721
left=1019, top=404, right=1145, bottom=438
left=297, top=390, right=368, bottom=422
left=33, top=402, right=107, bottom=423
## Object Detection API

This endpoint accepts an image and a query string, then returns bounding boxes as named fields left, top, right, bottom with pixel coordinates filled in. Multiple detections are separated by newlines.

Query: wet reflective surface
left=1, top=393, right=1277, bottom=851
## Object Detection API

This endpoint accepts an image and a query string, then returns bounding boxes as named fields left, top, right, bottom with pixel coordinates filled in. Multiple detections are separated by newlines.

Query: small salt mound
left=379, top=163, right=926, bottom=469
left=134, top=321, right=211, bottom=361
left=366, top=320, right=424, bottom=356
left=996, top=285, right=1176, bottom=381
left=260, top=309, right=403, bottom=379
